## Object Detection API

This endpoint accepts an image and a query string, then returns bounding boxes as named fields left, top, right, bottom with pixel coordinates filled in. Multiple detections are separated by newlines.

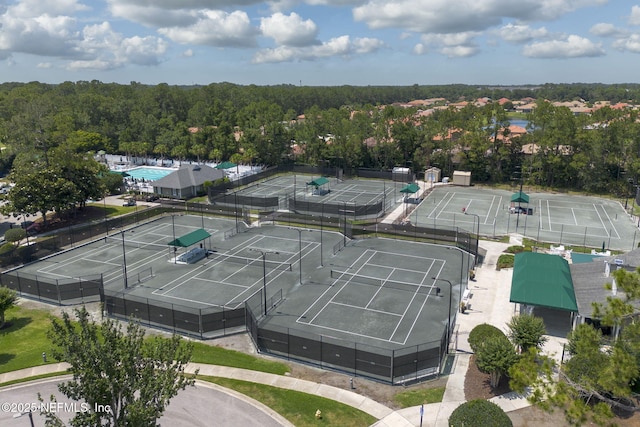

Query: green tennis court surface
left=410, top=186, right=639, bottom=250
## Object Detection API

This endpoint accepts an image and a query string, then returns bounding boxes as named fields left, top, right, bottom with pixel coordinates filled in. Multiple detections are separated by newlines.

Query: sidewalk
left=0, top=239, right=539, bottom=427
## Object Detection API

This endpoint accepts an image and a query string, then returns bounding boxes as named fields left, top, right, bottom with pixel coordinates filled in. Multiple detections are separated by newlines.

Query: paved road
left=0, top=377, right=290, bottom=427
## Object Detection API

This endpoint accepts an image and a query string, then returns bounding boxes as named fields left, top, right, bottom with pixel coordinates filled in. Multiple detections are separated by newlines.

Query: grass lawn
left=0, top=305, right=56, bottom=373
left=201, top=376, right=377, bottom=427
left=0, top=305, right=289, bottom=379
left=190, top=342, right=289, bottom=375
left=393, top=386, right=445, bottom=408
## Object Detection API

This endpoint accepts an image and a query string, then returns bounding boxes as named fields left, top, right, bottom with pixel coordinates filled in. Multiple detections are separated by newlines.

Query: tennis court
left=411, top=187, right=639, bottom=250
left=224, top=175, right=400, bottom=218
left=259, top=236, right=466, bottom=348
left=16, top=212, right=464, bottom=346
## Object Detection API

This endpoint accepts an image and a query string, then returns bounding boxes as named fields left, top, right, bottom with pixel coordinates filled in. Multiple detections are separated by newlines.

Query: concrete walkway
left=0, top=238, right=556, bottom=427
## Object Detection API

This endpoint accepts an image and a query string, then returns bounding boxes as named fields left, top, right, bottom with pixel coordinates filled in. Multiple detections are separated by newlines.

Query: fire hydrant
left=315, top=409, right=322, bottom=419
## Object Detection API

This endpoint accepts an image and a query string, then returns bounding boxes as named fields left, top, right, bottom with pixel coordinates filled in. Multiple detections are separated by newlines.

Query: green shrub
left=468, top=323, right=506, bottom=353
left=497, top=254, right=515, bottom=270
left=504, top=245, right=526, bottom=254
left=0, top=242, right=15, bottom=256
left=449, top=399, right=512, bottom=427
left=4, top=228, right=25, bottom=243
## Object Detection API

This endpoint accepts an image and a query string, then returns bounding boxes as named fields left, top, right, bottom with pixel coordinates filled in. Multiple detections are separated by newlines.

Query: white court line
left=485, top=195, right=499, bottom=225
left=331, top=301, right=403, bottom=317
left=593, top=203, right=610, bottom=237
left=598, top=204, right=621, bottom=239
left=305, top=248, right=447, bottom=345
left=547, top=200, right=552, bottom=231
left=307, top=251, right=378, bottom=325
left=364, top=268, right=396, bottom=309
left=426, top=192, right=454, bottom=220
left=388, top=259, right=437, bottom=342
left=298, top=250, right=374, bottom=323
left=572, top=208, right=578, bottom=225
left=394, top=262, right=446, bottom=345
left=538, top=199, right=543, bottom=230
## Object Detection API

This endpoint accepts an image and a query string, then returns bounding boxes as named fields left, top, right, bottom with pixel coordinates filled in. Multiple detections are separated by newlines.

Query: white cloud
left=613, top=34, right=640, bottom=53
left=590, top=22, right=626, bottom=37
left=69, top=22, right=168, bottom=70
left=260, top=13, right=318, bottom=47
left=416, top=32, right=480, bottom=57
left=10, top=0, right=88, bottom=18
left=37, top=62, right=52, bottom=68
left=413, top=43, right=427, bottom=55
left=629, top=5, right=640, bottom=26
left=497, top=23, right=548, bottom=43
left=106, top=3, right=198, bottom=28
left=0, top=1, right=81, bottom=56
left=523, top=35, right=605, bottom=58
left=158, top=10, right=257, bottom=47
left=253, top=35, right=384, bottom=63
left=182, top=49, right=194, bottom=57
left=353, top=0, right=607, bottom=34
left=440, top=45, right=479, bottom=57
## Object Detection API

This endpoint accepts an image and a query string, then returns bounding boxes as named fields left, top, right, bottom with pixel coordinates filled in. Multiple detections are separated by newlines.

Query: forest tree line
left=0, top=81, right=639, bottom=198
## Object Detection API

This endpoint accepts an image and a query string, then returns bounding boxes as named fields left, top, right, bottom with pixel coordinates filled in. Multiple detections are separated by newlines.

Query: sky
left=1, top=0, right=640, bottom=86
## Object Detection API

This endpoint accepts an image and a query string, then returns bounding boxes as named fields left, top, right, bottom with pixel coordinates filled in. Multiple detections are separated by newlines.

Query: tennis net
left=105, top=236, right=169, bottom=252
left=330, top=270, right=436, bottom=296
left=211, top=253, right=292, bottom=271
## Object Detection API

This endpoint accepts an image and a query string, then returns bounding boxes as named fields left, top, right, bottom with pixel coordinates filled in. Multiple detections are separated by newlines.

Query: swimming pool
left=571, top=253, right=606, bottom=264
left=125, top=167, right=174, bottom=181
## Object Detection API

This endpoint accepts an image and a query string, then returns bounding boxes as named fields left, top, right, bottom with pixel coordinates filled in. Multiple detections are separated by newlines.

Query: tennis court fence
left=0, top=270, right=103, bottom=305
left=244, top=289, right=449, bottom=385
left=103, top=290, right=247, bottom=339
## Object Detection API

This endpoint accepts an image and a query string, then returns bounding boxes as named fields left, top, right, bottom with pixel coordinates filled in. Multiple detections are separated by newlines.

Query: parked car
left=145, top=194, right=159, bottom=202
left=123, top=198, right=136, bottom=206
left=25, top=221, right=42, bottom=235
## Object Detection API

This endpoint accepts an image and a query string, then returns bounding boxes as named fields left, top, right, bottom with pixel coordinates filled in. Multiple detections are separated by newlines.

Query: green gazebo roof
left=307, top=177, right=329, bottom=187
left=511, top=191, right=529, bottom=203
left=168, top=229, right=211, bottom=247
left=214, top=161, right=237, bottom=169
left=400, top=183, right=420, bottom=194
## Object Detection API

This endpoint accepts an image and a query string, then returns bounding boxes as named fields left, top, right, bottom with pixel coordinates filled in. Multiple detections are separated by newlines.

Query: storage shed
left=425, top=167, right=441, bottom=183
left=452, top=171, right=471, bottom=186
left=392, top=167, right=413, bottom=182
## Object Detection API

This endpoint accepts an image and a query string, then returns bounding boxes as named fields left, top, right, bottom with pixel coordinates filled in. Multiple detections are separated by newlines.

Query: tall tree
left=41, top=307, right=196, bottom=427
left=507, top=314, right=548, bottom=354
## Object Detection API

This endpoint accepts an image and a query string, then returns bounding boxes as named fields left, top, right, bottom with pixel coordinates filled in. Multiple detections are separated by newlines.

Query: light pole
left=445, top=246, right=465, bottom=311
left=464, top=211, right=480, bottom=267
left=339, top=201, right=355, bottom=247
left=432, top=277, right=453, bottom=354
left=103, top=193, right=109, bottom=238
left=289, top=227, right=314, bottom=284
left=121, top=230, right=128, bottom=289
left=251, top=250, right=279, bottom=316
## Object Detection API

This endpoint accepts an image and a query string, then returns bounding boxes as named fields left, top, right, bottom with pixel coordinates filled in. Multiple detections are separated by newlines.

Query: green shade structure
left=214, top=161, right=237, bottom=169
left=168, top=229, right=211, bottom=247
left=510, top=252, right=578, bottom=312
left=511, top=191, right=529, bottom=203
left=400, top=183, right=420, bottom=194
left=306, top=177, right=330, bottom=187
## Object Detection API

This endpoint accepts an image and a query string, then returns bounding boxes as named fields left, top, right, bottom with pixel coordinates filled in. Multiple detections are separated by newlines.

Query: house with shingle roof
left=152, top=164, right=225, bottom=199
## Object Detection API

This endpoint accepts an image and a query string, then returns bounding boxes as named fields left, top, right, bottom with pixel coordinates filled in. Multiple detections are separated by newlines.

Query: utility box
left=452, top=171, right=471, bottom=186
